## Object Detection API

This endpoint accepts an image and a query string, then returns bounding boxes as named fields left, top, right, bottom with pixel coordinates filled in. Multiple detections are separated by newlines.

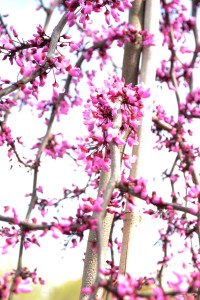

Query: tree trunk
left=119, top=0, right=160, bottom=277
left=80, top=169, right=113, bottom=300
left=80, top=1, right=160, bottom=298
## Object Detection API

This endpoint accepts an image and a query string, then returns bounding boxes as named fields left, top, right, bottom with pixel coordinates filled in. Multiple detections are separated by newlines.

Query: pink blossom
left=33, top=51, right=45, bottom=63
left=51, top=226, right=63, bottom=239
left=12, top=208, right=19, bottom=224
left=82, top=286, right=94, bottom=295
left=71, top=238, right=78, bottom=248
left=68, top=67, right=80, bottom=77
left=83, top=1, right=93, bottom=14
left=0, top=34, right=15, bottom=50
left=116, top=274, right=135, bottom=297
left=37, top=185, right=43, bottom=193
left=168, top=272, right=189, bottom=293
left=188, top=185, right=200, bottom=198
left=11, top=27, right=18, bottom=38
left=170, top=174, right=179, bottom=183
left=92, top=197, right=103, bottom=212
left=153, top=286, right=164, bottom=300
left=16, top=58, right=24, bottom=67
left=14, top=277, right=32, bottom=294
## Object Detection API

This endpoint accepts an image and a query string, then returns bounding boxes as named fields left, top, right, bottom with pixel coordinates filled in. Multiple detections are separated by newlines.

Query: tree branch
left=118, top=182, right=198, bottom=217
left=0, top=215, right=51, bottom=230
left=0, top=12, right=68, bottom=98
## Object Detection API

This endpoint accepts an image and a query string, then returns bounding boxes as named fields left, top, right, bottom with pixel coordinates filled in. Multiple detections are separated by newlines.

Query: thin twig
left=0, top=14, right=13, bottom=41
left=39, top=0, right=61, bottom=31
left=8, top=236, right=25, bottom=300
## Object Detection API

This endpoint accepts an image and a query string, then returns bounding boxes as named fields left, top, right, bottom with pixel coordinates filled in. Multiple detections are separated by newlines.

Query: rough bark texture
left=119, top=0, right=160, bottom=277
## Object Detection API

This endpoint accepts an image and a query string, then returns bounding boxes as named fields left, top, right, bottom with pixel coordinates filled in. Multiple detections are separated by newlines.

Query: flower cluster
left=0, top=124, right=13, bottom=147
left=0, top=24, right=80, bottom=102
left=76, top=74, right=149, bottom=175
left=12, top=267, right=45, bottom=295
left=32, top=134, right=72, bottom=159
left=180, top=88, right=200, bottom=118
left=160, top=1, right=195, bottom=47
left=81, top=23, right=155, bottom=69
left=65, top=0, right=133, bottom=28
left=51, top=215, right=98, bottom=241
left=0, top=225, right=20, bottom=255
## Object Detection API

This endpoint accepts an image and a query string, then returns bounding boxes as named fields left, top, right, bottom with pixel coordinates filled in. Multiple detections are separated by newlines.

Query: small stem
left=8, top=234, right=25, bottom=300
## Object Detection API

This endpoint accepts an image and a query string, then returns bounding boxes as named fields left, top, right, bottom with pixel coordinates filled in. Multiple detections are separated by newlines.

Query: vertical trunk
left=119, top=0, right=160, bottom=277
left=122, top=0, right=145, bottom=86
left=80, top=2, right=145, bottom=296
left=80, top=170, right=113, bottom=300
left=80, top=1, right=160, bottom=298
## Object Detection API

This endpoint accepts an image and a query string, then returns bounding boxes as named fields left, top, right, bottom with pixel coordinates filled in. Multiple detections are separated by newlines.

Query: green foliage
left=48, top=278, right=82, bottom=300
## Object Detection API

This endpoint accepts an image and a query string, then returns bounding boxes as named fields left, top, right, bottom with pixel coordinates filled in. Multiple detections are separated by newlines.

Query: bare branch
left=39, top=0, right=61, bottom=31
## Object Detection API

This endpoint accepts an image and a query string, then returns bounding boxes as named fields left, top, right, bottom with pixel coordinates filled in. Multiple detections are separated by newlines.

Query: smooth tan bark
left=119, top=0, right=160, bottom=277
left=122, top=1, right=144, bottom=86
